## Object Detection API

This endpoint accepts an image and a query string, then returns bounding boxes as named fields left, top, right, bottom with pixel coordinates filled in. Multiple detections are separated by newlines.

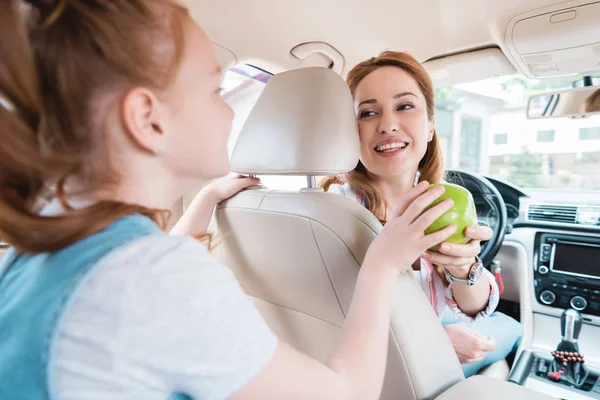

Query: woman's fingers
left=422, top=251, right=473, bottom=268
left=465, top=225, right=493, bottom=241
left=436, top=240, right=481, bottom=258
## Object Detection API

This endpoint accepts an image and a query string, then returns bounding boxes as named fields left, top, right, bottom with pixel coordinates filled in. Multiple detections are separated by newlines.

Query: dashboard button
left=570, top=296, right=588, bottom=311
left=538, top=265, right=549, bottom=275
left=540, top=290, right=556, bottom=305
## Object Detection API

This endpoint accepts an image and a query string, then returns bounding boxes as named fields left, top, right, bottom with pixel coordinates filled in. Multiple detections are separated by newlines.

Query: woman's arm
left=424, top=225, right=499, bottom=318
left=445, top=262, right=494, bottom=316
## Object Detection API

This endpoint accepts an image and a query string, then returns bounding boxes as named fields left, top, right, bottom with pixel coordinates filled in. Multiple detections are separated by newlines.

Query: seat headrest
left=231, top=67, right=360, bottom=176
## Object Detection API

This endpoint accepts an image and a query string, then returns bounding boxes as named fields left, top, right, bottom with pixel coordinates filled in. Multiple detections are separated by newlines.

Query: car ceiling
left=185, top=0, right=564, bottom=76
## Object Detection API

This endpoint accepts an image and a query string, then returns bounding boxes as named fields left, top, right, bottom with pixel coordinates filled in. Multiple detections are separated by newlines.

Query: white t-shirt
left=51, top=231, right=277, bottom=400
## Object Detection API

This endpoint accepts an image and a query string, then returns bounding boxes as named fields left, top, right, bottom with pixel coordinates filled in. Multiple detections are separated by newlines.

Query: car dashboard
left=480, top=175, right=600, bottom=381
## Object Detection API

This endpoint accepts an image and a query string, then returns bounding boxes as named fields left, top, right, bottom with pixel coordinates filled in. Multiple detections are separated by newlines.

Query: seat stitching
left=308, top=220, right=345, bottom=318
left=249, top=296, right=343, bottom=329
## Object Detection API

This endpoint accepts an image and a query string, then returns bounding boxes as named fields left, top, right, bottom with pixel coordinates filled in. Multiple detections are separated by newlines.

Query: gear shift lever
left=547, top=308, right=589, bottom=387
left=561, top=308, right=583, bottom=343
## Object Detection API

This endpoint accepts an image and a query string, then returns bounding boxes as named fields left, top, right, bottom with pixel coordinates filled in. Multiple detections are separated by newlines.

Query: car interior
left=2, top=0, right=599, bottom=399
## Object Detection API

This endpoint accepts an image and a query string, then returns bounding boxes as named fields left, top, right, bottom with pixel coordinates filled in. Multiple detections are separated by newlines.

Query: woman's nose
left=378, top=113, right=400, bottom=134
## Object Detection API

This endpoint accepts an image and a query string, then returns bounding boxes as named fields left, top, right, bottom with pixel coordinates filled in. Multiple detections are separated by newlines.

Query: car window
left=222, top=65, right=271, bottom=155
left=436, top=75, right=600, bottom=192
left=222, top=65, right=309, bottom=191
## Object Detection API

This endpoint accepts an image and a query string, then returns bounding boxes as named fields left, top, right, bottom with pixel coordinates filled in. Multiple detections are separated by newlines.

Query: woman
left=584, top=88, right=600, bottom=113
left=322, top=51, right=522, bottom=377
left=0, top=1, right=459, bottom=399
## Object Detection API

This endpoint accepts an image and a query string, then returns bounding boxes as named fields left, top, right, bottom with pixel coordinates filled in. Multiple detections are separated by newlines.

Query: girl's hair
left=0, top=0, right=190, bottom=253
left=321, top=51, right=447, bottom=282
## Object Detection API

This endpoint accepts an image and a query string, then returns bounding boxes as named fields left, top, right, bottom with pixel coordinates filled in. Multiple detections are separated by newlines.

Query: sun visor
left=423, top=48, right=517, bottom=87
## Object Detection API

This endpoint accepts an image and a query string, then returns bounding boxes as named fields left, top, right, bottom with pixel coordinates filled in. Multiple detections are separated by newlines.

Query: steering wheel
left=445, top=170, right=507, bottom=268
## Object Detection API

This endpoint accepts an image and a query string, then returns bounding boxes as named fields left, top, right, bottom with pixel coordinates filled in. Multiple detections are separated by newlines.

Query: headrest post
left=306, top=176, right=317, bottom=189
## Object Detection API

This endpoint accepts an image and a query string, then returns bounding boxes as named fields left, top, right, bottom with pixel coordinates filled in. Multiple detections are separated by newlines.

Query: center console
left=534, top=233, right=600, bottom=316
left=509, top=309, right=600, bottom=399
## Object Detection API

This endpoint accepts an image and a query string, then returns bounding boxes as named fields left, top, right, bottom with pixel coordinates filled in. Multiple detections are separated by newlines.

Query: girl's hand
left=364, top=181, right=458, bottom=275
left=203, top=175, right=262, bottom=204
left=170, top=175, right=260, bottom=236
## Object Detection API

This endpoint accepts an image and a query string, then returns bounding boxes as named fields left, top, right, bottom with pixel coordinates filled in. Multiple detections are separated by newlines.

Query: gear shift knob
left=561, top=308, right=583, bottom=343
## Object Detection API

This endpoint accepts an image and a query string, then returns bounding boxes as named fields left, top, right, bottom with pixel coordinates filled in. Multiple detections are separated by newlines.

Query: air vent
left=528, top=204, right=577, bottom=224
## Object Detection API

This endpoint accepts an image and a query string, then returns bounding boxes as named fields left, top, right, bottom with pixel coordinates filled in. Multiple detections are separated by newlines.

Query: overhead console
left=504, top=0, right=600, bottom=79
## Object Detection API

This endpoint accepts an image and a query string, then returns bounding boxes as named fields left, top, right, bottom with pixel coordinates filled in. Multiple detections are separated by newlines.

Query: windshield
left=222, top=65, right=600, bottom=193
left=438, top=75, right=600, bottom=193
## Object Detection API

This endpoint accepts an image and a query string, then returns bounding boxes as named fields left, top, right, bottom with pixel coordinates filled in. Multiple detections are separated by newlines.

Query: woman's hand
left=422, top=224, right=493, bottom=278
left=363, top=181, right=458, bottom=275
left=444, top=324, right=496, bottom=364
left=423, top=225, right=493, bottom=316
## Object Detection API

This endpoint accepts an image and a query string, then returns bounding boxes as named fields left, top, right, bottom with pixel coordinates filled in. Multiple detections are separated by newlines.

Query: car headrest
left=230, top=67, right=360, bottom=176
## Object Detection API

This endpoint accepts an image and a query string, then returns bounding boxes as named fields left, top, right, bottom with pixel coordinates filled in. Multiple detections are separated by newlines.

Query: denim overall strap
left=0, top=214, right=191, bottom=400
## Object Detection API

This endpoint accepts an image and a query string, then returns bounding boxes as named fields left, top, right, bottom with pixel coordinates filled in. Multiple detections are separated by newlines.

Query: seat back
left=215, top=67, right=465, bottom=399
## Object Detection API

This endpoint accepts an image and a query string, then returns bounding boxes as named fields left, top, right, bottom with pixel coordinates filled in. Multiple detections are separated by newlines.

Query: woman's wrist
left=445, top=258, right=476, bottom=280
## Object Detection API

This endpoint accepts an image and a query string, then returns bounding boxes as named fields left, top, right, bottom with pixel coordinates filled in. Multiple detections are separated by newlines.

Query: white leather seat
left=213, top=67, right=551, bottom=399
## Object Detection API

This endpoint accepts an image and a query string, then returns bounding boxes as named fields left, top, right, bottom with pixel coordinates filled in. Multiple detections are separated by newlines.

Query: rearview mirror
left=527, top=86, right=600, bottom=119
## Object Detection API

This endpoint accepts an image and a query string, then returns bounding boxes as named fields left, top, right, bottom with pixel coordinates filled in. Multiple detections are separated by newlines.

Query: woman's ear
left=427, top=119, right=435, bottom=142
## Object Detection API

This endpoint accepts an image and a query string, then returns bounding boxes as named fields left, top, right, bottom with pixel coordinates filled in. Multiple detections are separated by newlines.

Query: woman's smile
left=373, top=138, right=410, bottom=158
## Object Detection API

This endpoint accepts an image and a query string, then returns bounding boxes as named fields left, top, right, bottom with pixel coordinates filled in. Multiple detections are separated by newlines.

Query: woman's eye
left=359, top=110, right=376, bottom=119
left=397, top=103, right=415, bottom=111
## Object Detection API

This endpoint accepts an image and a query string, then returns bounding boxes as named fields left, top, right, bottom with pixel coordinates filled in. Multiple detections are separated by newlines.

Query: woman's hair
left=584, top=89, right=600, bottom=113
left=321, top=51, right=447, bottom=282
left=0, top=0, right=190, bottom=253
left=321, top=51, right=444, bottom=222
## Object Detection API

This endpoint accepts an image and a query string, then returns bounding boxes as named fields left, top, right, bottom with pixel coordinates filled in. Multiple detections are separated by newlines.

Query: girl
left=322, top=51, right=523, bottom=377
left=0, top=1, right=458, bottom=399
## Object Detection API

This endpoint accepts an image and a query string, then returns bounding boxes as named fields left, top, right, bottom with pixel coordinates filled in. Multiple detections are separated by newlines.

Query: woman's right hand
left=444, top=324, right=496, bottom=364
left=363, top=181, right=458, bottom=274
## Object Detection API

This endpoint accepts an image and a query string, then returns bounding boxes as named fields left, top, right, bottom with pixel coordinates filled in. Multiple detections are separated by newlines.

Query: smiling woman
left=321, top=50, right=522, bottom=378
left=322, top=51, right=444, bottom=222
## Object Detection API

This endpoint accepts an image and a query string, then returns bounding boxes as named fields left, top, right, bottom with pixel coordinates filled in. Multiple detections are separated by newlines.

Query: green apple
left=423, top=183, right=477, bottom=251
